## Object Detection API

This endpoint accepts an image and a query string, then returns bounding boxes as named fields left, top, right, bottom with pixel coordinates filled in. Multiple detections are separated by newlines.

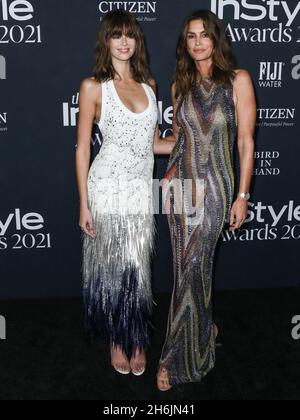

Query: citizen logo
left=98, top=1, right=156, bottom=14
left=291, top=55, right=300, bottom=80
left=258, top=108, right=295, bottom=119
left=0, top=315, right=6, bottom=340
left=211, top=0, right=300, bottom=27
left=0, top=55, right=6, bottom=79
left=0, top=0, right=34, bottom=21
left=259, top=62, right=284, bottom=87
left=0, top=112, right=7, bottom=131
left=0, top=112, right=7, bottom=124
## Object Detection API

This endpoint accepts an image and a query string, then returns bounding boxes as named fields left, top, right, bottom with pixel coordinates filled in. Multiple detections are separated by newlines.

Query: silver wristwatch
left=238, top=192, right=250, bottom=200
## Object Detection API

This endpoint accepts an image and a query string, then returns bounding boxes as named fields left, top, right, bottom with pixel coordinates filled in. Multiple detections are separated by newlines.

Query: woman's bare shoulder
left=80, top=77, right=101, bottom=98
left=233, top=68, right=253, bottom=83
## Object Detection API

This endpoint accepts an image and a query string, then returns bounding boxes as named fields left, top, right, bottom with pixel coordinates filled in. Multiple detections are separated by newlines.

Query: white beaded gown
left=81, top=79, right=158, bottom=357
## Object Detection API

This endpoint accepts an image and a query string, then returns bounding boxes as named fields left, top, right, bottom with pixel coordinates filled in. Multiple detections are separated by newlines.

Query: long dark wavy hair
left=174, top=10, right=237, bottom=98
left=93, top=10, right=152, bottom=83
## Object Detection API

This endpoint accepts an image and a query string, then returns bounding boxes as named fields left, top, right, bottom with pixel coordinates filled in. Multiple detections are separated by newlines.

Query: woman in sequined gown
left=157, top=10, right=256, bottom=390
left=75, top=11, right=175, bottom=377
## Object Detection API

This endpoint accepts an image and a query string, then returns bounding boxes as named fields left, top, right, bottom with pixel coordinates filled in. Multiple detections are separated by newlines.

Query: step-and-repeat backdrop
left=0, top=0, right=299, bottom=298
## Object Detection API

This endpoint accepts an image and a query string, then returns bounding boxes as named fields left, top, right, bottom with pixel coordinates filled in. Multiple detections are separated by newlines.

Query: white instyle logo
left=211, top=0, right=300, bottom=43
left=63, top=92, right=79, bottom=128
left=0, top=0, right=33, bottom=21
left=0, top=0, right=42, bottom=44
left=211, top=0, right=300, bottom=26
left=63, top=92, right=102, bottom=148
left=259, top=62, right=284, bottom=87
left=0, top=112, right=8, bottom=132
left=222, top=199, right=300, bottom=242
left=0, top=55, right=6, bottom=79
left=0, top=209, right=51, bottom=251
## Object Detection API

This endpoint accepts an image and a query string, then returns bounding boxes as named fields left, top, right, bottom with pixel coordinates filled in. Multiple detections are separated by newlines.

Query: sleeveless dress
left=81, top=79, right=158, bottom=357
left=160, top=77, right=237, bottom=386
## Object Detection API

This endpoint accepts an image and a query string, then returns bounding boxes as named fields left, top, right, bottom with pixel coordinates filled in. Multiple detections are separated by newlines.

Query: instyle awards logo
left=63, top=91, right=172, bottom=141
left=0, top=0, right=42, bottom=44
left=0, top=111, right=8, bottom=132
left=0, top=209, right=52, bottom=251
left=222, top=200, right=300, bottom=242
left=98, top=1, right=157, bottom=22
left=211, top=0, right=300, bottom=43
left=0, top=54, right=6, bottom=79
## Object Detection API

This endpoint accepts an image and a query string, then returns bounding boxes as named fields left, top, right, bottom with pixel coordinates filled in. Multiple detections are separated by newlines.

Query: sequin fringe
left=81, top=200, right=156, bottom=357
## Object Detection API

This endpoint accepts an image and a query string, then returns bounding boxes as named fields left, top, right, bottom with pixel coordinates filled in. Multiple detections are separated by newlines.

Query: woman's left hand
left=229, top=198, right=248, bottom=231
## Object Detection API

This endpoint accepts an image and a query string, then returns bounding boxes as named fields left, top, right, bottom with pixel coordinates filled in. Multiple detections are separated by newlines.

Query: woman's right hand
left=79, top=207, right=95, bottom=238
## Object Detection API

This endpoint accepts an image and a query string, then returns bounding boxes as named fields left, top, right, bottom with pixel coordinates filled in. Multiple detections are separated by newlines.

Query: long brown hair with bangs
left=174, top=10, right=237, bottom=98
left=94, top=10, right=152, bottom=83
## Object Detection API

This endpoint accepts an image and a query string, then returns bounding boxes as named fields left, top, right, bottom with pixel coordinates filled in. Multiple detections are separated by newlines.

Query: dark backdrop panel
left=0, top=0, right=299, bottom=298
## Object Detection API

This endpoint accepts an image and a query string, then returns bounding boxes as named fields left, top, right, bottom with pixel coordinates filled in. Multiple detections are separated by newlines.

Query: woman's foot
left=157, top=365, right=172, bottom=391
left=157, top=325, right=219, bottom=391
left=110, top=345, right=131, bottom=375
left=130, top=348, right=146, bottom=376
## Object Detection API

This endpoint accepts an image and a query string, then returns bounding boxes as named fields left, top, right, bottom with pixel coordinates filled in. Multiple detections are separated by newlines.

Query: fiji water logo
left=259, top=61, right=284, bottom=87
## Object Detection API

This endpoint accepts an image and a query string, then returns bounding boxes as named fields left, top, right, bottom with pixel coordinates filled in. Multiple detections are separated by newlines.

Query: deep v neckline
left=111, top=80, right=151, bottom=117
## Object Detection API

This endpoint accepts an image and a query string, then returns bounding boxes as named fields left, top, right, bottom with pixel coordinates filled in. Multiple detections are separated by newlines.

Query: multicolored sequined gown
left=160, top=77, right=237, bottom=386
left=81, top=80, right=158, bottom=358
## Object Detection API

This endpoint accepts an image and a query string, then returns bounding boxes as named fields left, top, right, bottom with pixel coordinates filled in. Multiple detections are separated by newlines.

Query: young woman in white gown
left=76, top=10, right=175, bottom=376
